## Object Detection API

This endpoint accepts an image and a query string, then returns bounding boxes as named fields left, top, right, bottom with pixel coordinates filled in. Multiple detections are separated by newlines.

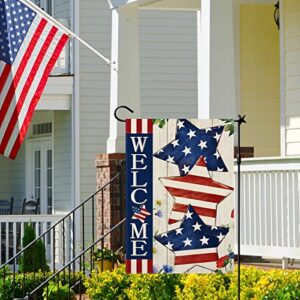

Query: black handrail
left=0, top=172, right=120, bottom=270
left=25, top=218, right=126, bottom=299
left=0, top=169, right=124, bottom=299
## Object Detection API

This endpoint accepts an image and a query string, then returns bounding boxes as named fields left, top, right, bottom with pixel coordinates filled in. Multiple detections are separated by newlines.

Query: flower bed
left=84, top=265, right=300, bottom=300
left=0, top=270, right=85, bottom=300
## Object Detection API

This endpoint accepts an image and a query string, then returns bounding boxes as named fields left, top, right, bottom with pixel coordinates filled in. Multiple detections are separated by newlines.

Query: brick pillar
left=95, top=153, right=126, bottom=251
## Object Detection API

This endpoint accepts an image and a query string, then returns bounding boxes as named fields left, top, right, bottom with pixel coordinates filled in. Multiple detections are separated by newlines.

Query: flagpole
left=234, top=115, right=246, bottom=300
left=21, top=0, right=111, bottom=65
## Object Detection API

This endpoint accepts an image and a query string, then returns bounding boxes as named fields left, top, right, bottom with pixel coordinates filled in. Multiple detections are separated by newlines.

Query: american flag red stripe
left=161, top=157, right=233, bottom=225
left=0, top=24, right=57, bottom=154
left=126, top=119, right=153, bottom=134
left=172, top=247, right=220, bottom=273
left=126, top=259, right=153, bottom=274
left=10, top=34, right=69, bottom=158
left=174, top=252, right=218, bottom=265
left=0, top=2, right=69, bottom=159
left=172, top=203, right=217, bottom=218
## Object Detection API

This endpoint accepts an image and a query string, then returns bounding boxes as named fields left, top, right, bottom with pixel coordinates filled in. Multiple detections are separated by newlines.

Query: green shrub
left=42, top=280, right=75, bottom=300
left=0, top=271, right=84, bottom=300
left=84, top=265, right=131, bottom=300
left=127, top=273, right=182, bottom=300
left=19, top=223, right=49, bottom=273
left=83, top=265, right=300, bottom=300
left=0, top=271, right=50, bottom=300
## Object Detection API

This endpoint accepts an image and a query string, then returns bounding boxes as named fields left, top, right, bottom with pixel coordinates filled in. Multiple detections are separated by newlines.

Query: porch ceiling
left=108, top=0, right=200, bottom=10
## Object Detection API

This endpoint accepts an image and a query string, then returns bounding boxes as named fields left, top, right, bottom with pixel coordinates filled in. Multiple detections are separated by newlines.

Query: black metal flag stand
left=234, top=115, right=246, bottom=300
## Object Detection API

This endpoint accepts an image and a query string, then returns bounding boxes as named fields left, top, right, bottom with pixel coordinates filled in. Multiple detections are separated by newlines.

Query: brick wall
left=95, top=153, right=126, bottom=251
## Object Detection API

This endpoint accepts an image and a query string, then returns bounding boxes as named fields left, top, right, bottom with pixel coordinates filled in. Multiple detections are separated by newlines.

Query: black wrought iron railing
left=0, top=166, right=125, bottom=299
left=25, top=218, right=126, bottom=299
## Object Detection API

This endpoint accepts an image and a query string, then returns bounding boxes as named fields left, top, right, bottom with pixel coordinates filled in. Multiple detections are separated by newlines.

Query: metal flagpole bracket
left=234, top=114, right=246, bottom=300
left=114, top=106, right=134, bottom=123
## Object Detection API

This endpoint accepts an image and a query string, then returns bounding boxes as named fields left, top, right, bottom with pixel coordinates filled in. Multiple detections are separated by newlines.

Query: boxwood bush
left=84, top=265, right=300, bottom=300
left=0, top=271, right=85, bottom=300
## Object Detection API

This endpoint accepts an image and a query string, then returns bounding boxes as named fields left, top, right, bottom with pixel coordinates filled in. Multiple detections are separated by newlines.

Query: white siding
left=54, top=111, right=72, bottom=213
left=53, top=0, right=70, bottom=19
left=79, top=0, right=111, bottom=201
left=140, top=10, right=198, bottom=118
left=284, top=0, right=300, bottom=156
left=0, top=146, right=25, bottom=213
left=78, top=5, right=199, bottom=198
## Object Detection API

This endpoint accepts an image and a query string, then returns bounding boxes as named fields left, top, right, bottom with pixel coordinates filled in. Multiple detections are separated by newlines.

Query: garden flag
left=126, top=119, right=235, bottom=274
left=0, top=0, right=69, bottom=159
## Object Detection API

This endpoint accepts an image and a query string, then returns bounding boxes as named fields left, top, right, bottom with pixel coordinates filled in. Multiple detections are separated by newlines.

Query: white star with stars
left=198, top=140, right=207, bottom=150
left=172, top=139, right=180, bottom=148
left=177, top=120, right=185, bottom=129
left=200, top=235, right=209, bottom=245
left=183, top=237, right=192, bottom=247
left=181, top=164, right=190, bottom=174
left=217, top=233, right=225, bottom=241
left=214, top=151, right=220, bottom=159
left=187, top=129, right=196, bottom=139
left=182, top=146, right=191, bottom=156
left=214, top=132, right=221, bottom=141
left=185, top=210, right=193, bottom=219
left=166, top=241, right=174, bottom=250
left=176, top=228, right=184, bottom=235
left=192, top=222, right=202, bottom=231
left=166, top=155, right=175, bottom=163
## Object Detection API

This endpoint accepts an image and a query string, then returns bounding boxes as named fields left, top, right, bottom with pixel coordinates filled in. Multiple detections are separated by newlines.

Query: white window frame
left=32, top=0, right=54, bottom=16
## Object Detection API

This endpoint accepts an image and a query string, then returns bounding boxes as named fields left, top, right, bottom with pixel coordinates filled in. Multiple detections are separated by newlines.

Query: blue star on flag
left=154, top=205, right=229, bottom=273
left=153, top=119, right=228, bottom=176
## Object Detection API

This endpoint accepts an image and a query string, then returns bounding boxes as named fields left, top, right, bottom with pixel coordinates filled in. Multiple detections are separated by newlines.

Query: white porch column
left=198, top=0, right=239, bottom=119
left=107, top=4, right=140, bottom=153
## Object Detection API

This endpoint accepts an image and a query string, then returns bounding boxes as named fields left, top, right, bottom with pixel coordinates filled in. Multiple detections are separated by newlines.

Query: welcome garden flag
left=126, top=119, right=234, bottom=274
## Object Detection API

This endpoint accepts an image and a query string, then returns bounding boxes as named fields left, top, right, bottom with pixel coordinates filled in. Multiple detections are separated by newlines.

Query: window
left=31, top=0, right=53, bottom=16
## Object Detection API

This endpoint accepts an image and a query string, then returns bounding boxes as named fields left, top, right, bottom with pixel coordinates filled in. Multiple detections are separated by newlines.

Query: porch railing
left=0, top=166, right=124, bottom=299
left=236, top=156, right=300, bottom=259
left=0, top=214, right=63, bottom=264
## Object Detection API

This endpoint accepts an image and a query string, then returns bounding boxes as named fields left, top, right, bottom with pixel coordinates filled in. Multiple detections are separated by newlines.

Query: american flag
left=0, top=0, right=69, bottom=159
left=132, top=205, right=151, bottom=223
left=153, top=119, right=228, bottom=176
left=161, top=157, right=233, bottom=225
left=155, top=205, right=229, bottom=273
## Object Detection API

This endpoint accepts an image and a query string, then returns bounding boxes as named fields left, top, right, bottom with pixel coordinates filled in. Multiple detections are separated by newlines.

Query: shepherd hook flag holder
left=114, top=106, right=246, bottom=299
left=234, top=114, right=246, bottom=300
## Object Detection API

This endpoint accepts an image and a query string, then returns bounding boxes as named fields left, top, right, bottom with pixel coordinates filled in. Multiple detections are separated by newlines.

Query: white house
left=0, top=0, right=300, bottom=266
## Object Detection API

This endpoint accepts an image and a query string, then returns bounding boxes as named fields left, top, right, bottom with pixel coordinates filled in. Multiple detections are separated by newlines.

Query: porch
left=0, top=110, right=72, bottom=215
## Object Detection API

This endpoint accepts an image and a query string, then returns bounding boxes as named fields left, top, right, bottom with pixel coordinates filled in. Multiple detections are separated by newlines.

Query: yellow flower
left=156, top=199, right=162, bottom=206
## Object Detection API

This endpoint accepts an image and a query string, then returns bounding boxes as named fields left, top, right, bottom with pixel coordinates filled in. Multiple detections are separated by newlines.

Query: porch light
left=274, top=1, right=280, bottom=30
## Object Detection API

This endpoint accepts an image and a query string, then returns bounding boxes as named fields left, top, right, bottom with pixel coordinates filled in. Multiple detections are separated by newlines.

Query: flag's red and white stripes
left=161, top=157, right=233, bottom=225
left=0, top=15, right=68, bottom=159
left=126, top=119, right=153, bottom=134
left=132, top=205, right=151, bottom=223
left=126, top=259, right=153, bottom=274
left=173, top=248, right=218, bottom=273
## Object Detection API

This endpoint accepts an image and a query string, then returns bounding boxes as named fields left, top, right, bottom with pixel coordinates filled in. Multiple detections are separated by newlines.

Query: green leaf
left=153, top=119, right=168, bottom=129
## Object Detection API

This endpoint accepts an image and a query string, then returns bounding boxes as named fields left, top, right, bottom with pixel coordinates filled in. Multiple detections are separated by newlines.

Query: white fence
left=0, top=214, right=71, bottom=268
left=236, top=157, right=300, bottom=259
